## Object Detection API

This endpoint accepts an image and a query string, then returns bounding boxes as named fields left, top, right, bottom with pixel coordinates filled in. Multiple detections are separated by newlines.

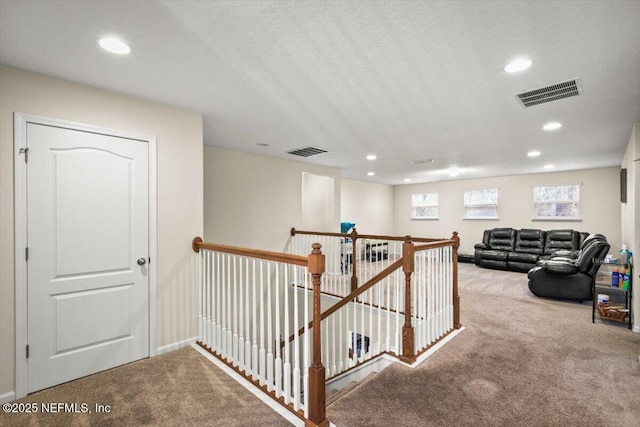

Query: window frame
left=410, top=192, right=439, bottom=220
left=532, top=184, right=581, bottom=221
left=463, top=188, right=499, bottom=220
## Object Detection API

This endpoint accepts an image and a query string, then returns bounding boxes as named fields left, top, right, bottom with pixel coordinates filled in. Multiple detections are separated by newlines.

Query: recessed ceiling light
left=503, top=58, right=532, bottom=73
left=366, top=154, right=377, bottom=161
left=544, top=164, right=554, bottom=169
left=449, top=168, right=459, bottom=177
left=367, top=172, right=375, bottom=176
left=527, top=150, right=541, bottom=157
left=98, top=37, right=131, bottom=55
left=543, top=122, right=562, bottom=131
left=404, top=178, right=411, bottom=183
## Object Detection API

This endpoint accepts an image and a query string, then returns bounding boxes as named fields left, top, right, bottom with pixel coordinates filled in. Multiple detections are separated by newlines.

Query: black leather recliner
left=527, top=235, right=610, bottom=302
left=474, top=228, right=516, bottom=270
left=508, top=229, right=546, bottom=272
left=544, top=233, right=606, bottom=261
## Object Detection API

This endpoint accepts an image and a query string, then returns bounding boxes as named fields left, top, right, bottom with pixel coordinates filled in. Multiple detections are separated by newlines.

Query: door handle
left=137, top=258, right=147, bottom=266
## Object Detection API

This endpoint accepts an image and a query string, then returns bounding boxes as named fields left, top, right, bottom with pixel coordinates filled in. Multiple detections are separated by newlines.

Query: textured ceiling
left=1, top=0, right=639, bottom=184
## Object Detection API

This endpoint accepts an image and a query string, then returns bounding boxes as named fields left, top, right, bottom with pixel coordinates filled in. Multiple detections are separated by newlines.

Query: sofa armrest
left=474, top=243, right=488, bottom=250
left=551, top=249, right=579, bottom=259
left=542, top=261, right=578, bottom=275
left=548, top=257, right=575, bottom=263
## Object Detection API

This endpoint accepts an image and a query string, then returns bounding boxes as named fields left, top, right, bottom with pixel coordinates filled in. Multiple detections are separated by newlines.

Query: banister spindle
left=401, top=236, right=416, bottom=364
left=307, top=243, right=328, bottom=426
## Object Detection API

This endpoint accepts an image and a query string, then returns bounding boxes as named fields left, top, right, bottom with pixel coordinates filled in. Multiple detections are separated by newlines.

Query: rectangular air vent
left=515, top=78, right=581, bottom=108
left=287, top=146, right=329, bottom=157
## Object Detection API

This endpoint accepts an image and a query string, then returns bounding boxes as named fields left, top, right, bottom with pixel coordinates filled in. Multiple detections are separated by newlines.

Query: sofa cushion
left=543, top=229, right=579, bottom=255
left=487, top=228, right=515, bottom=251
left=481, top=250, right=509, bottom=262
left=508, top=251, right=539, bottom=263
left=515, top=229, right=545, bottom=254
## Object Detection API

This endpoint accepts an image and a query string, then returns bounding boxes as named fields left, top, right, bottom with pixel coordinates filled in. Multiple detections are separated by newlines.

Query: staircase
left=192, top=228, right=461, bottom=426
left=326, top=371, right=378, bottom=406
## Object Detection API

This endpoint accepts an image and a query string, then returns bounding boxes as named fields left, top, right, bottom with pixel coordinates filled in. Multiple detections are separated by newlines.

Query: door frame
left=13, top=112, right=158, bottom=399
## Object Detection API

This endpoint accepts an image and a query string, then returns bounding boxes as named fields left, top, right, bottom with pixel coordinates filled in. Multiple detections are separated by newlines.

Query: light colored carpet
left=3, top=263, right=638, bottom=426
left=0, top=345, right=293, bottom=427
left=327, top=263, right=640, bottom=426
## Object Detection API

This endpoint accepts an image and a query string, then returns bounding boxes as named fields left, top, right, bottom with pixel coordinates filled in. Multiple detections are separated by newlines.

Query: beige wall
left=203, top=146, right=341, bottom=252
left=393, top=168, right=621, bottom=255
left=621, top=123, right=639, bottom=332
left=341, top=179, right=394, bottom=235
left=0, top=66, right=203, bottom=397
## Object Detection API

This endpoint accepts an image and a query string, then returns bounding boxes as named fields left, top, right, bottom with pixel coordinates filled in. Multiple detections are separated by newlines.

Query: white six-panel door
left=25, top=122, right=150, bottom=393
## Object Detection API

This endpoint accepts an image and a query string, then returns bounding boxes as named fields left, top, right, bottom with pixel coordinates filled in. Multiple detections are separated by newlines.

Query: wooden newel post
left=350, top=228, right=358, bottom=292
left=400, top=236, right=416, bottom=364
left=452, top=231, right=461, bottom=329
left=307, top=243, right=328, bottom=427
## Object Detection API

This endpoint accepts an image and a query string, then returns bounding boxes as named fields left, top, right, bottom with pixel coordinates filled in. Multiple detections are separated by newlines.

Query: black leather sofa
left=527, top=235, right=609, bottom=301
left=474, top=228, right=589, bottom=273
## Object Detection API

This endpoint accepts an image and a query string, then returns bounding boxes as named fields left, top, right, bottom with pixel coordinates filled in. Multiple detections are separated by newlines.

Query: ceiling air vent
left=515, top=78, right=582, bottom=108
left=287, top=146, right=329, bottom=158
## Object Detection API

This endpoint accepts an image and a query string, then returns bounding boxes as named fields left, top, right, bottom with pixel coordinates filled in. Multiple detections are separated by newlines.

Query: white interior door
left=26, top=123, right=150, bottom=393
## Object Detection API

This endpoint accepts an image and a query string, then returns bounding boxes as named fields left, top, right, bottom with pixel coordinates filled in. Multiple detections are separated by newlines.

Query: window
left=464, top=188, right=498, bottom=219
left=533, top=184, right=580, bottom=220
left=411, top=193, right=438, bottom=219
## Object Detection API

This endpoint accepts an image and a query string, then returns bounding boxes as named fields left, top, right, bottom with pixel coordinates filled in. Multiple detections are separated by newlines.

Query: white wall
left=621, top=123, right=639, bottom=332
left=393, top=168, right=621, bottom=255
left=341, top=179, right=394, bottom=236
left=0, top=66, right=203, bottom=397
left=203, top=146, right=341, bottom=252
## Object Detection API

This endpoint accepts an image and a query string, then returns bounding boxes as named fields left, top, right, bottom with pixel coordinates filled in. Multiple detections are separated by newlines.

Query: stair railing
left=287, top=231, right=461, bottom=373
left=192, top=237, right=328, bottom=426
left=193, top=231, right=460, bottom=426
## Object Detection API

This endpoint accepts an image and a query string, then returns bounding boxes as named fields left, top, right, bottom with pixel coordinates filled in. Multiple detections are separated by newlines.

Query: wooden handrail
left=287, top=259, right=404, bottom=343
left=291, top=227, right=445, bottom=243
left=192, top=237, right=308, bottom=267
left=414, top=239, right=457, bottom=251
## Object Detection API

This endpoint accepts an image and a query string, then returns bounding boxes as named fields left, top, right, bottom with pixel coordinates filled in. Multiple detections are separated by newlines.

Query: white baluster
left=245, top=257, right=252, bottom=376
left=259, top=260, right=266, bottom=386
left=233, top=256, right=238, bottom=365
left=198, top=249, right=204, bottom=343
left=238, top=257, right=244, bottom=371
left=338, top=308, right=344, bottom=374
left=210, top=250, right=215, bottom=348
left=275, top=263, right=282, bottom=398
left=293, top=264, right=300, bottom=410
left=284, top=264, right=291, bottom=404
left=227, top=255, right=233, bottom=361
left=252, top=259, right=258, bottom=379
left=267, top=261, right=274, bottom=392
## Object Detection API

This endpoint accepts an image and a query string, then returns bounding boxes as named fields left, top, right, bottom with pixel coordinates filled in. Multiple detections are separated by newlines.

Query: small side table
left=592, top=259, right=633, bottom=329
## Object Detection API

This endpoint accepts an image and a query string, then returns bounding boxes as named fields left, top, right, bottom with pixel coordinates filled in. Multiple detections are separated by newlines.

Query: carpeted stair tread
left=326, top=371, right=378, bottom=406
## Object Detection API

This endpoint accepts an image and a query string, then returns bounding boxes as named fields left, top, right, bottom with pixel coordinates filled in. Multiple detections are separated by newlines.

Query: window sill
left=463, top=217, right=499, bottom=220
left=532, top=217, right=582, bottom=222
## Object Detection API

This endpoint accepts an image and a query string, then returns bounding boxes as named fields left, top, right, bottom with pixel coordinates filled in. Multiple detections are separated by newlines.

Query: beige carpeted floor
left=2, top=263, right=639, bottom=426
left=327, top=263, right=640, bottom=426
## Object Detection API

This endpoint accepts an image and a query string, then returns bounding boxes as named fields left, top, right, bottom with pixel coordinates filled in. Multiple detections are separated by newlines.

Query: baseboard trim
left=156, top=337, right=197, bottom=355
left=633, top=325, right=640, bottom=333
left=410, top=326, right=465, bottom=367
left=192, top=344, right=305, bottom=427
left=1, top=391, right=16, bottom=404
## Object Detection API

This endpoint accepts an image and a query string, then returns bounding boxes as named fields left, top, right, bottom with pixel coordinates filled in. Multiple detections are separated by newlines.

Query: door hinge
left=19, top=147, right=29, bottom=163
left=25, top=247, right=29, bottom=261
left=26, top=345, right=29, bottom=359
